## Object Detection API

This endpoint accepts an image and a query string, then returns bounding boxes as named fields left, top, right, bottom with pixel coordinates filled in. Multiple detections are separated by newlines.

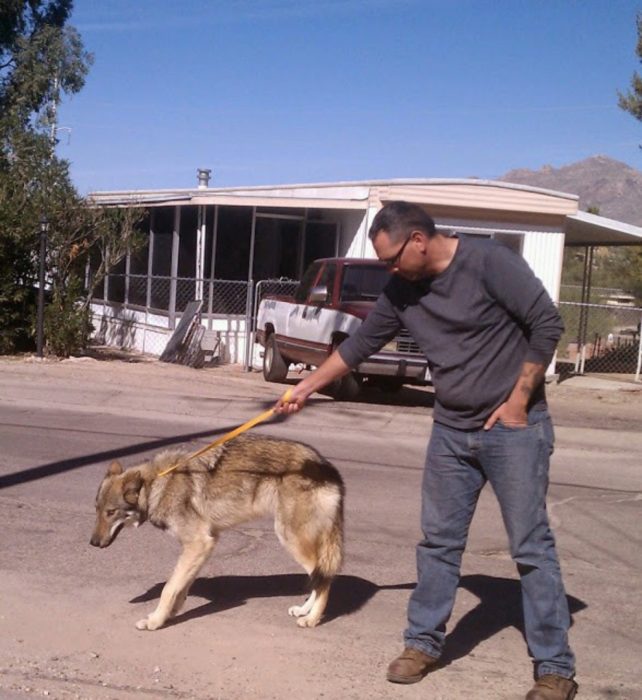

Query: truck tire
left=327, top=336, right=362, bottom=400
left=329, top=372, right=362, bottom=401
left=263, top=334, right=289, bottom=382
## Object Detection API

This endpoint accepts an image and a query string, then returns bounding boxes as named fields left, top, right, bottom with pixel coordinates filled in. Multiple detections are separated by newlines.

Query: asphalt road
left=0, top=357, right=640, bottom=700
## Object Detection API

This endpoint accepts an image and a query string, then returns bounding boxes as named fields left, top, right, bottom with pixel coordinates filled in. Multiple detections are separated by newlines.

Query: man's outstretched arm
left=274, top=350, right=352, bottom=414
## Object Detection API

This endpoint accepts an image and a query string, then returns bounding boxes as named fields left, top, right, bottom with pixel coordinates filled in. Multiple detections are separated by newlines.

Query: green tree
left=1, top=1, right=145, bottom=355
left=618, top=12, right=642, bottom=121
left=0, top=1, right=91, bottom=352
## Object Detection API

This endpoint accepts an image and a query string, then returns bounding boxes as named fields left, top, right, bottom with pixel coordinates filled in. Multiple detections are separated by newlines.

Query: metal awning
left=565, top=211, right=642, bottom=246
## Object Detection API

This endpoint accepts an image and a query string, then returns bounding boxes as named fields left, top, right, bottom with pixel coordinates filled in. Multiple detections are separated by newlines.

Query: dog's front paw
left=135, top=614, right=164, bottom=631
left=288, top=604, right=307, bottom=618
left=296, top=614, right=321, bottom=628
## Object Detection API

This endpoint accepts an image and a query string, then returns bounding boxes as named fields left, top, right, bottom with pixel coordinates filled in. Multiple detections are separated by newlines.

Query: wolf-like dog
left=90, top=434, right=344, bottom=630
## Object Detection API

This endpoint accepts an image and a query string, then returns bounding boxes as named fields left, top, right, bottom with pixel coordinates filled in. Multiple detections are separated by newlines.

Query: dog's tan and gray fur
left=90, top=434, right=344, bottom=630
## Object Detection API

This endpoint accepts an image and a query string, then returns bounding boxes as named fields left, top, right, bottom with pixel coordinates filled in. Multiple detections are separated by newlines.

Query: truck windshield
left=340, top=265, right=390, bottom=302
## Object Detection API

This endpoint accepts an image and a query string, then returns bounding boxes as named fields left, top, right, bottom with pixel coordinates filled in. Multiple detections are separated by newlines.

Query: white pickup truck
left=255, top=257, right=430, bottom=399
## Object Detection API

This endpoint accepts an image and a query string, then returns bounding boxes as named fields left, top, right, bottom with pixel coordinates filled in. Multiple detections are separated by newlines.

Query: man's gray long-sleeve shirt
left=337, top=235, right=564, bottom=430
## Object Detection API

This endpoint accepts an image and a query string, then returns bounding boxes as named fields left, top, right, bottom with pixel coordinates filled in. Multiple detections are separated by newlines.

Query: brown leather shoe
left=386, top=647, right=439, bottom=684
left=526, top=674, right=578, bottom=700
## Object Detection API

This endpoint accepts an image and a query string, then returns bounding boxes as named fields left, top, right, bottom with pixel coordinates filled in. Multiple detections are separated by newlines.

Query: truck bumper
left=356, top=353, right=431, bottom=382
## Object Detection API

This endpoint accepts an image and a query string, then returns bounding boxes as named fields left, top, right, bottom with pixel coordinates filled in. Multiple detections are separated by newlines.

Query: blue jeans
left=404, top=409, right=575, bottom=679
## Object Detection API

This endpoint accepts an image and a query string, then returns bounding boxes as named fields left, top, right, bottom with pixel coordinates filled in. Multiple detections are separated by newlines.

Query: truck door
left=285, top=261, right=322, bottom=344
left=298, top=262, right=337, bottom=352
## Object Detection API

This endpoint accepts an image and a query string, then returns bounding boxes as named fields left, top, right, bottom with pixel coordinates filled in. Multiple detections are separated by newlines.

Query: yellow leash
left=157, top=389, right=293, bottom=477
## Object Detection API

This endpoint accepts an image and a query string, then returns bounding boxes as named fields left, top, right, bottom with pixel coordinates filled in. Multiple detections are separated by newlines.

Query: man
left=276, top=201, right=577, bottom=700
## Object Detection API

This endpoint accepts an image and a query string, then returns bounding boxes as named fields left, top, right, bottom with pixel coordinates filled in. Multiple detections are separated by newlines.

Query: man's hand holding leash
left=275, top=349, right=351, bottom=415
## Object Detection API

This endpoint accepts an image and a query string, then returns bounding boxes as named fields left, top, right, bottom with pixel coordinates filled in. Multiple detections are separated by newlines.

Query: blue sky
left=58, top=0, right=642, bottom=194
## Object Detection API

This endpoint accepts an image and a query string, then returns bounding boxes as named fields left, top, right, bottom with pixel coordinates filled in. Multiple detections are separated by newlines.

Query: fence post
left=207, top=277, right=214, bottom=331
left=168, top=276, right=177, bottom=330
left=633, top=314, right=642, bottom=382
left=575, top=246, right=594, bottom=375
left=243, top=280, right=254, bottom=371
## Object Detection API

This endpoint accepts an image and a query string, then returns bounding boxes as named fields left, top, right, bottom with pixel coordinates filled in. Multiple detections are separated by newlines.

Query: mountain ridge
left=499, top=155, right=642, bottom=226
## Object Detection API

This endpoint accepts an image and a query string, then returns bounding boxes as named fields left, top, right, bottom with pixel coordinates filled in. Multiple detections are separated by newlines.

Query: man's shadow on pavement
left=131, top=572, right=586, bottom=661
left=442, top=574, right=586, bottom=664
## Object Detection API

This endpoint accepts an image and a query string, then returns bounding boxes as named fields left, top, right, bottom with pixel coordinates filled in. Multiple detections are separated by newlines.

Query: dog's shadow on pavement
left=131, top=573, right=587, bottom=658
left=131, top=573, right=394, bottom=625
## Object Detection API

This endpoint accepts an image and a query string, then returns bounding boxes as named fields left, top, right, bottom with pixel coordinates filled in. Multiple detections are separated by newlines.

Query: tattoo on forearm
left=518, top=364, right=545, bottom=399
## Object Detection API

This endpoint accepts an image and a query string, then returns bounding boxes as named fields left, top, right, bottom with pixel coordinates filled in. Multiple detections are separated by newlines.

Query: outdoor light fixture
left=36, top=215, right=49, bottom=358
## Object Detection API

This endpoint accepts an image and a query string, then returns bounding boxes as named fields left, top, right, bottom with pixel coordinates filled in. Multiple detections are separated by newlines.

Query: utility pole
left=36, top=216, right=49, bottom=357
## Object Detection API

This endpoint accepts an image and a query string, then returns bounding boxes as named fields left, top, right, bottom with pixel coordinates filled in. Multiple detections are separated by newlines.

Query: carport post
left=195, top=205, right=206, bottom=301
left=168, top=206, right=180, bottom=329
left=243, top=207, right=257, bottom=371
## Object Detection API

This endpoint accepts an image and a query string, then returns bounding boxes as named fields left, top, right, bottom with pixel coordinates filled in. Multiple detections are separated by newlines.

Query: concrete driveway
left=0, top=355, right=640, bottom=700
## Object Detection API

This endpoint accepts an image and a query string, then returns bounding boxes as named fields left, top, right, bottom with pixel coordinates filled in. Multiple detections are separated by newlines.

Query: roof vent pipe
left=197, top=168, right=211, bottom=189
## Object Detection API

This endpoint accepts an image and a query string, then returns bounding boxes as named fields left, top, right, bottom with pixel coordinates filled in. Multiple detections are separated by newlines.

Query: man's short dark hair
left=368, top=201, right=436, bottom=243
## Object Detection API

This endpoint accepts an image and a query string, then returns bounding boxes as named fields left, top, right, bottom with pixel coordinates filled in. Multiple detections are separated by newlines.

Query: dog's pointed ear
left=107, top=460, right=123, bottom=476
left=123, top=473, right=143, bottom=506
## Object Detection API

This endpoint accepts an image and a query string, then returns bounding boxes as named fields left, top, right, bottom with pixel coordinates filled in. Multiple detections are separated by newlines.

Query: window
left=294, top=262, right=322, bottom=303
left=340, top=265, right=390, bottom=302
left=311, top=263, right=336, bottom=304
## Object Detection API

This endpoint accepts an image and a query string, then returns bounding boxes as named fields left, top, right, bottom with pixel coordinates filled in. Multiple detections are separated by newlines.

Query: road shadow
left=0, top=422, right=244, bottom=489
left=0, top=398, right=297, bottom=489
left=0, top=383, right=428, bottom=490
left=130, top=572, right=586, bottom=649
left=351, top=384, right=435, bottom=409
left=277, top=375, right=435, bottom=409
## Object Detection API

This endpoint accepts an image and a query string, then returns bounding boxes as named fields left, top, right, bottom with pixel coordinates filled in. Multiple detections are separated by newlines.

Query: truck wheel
left=263, top=334, right=289, bottom=382
left=329, top=372, right=362, bottom=401
left=328, top=336, right=362, bottom=400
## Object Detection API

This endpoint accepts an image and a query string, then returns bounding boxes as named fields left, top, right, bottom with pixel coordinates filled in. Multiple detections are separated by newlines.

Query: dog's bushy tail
left=309, top=478, right=344, bottom=591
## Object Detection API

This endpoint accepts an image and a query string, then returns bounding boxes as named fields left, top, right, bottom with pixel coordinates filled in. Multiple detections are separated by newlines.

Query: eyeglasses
left=381, top=235, right=411, bottom=268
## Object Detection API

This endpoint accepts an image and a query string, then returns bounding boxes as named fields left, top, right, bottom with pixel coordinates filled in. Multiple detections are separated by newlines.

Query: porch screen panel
left=253, top=219, right=299, bottom=281
left=128, top=211, right=150, bottom=306
left=107, top=257, right=126, bottom=303
left=214, top=207, right=252, bottom=281
left=177, top=206, right=197, bottom=311
left=88, top=247, right=104, bottom=300
left=151, top=206, right=174, bottom=310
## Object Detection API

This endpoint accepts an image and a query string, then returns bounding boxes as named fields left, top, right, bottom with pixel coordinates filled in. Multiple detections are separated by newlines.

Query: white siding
left=326, top=209, right=367, bottom=257
left=345, top=205, right=379, bottom=258
left=521, top=231, right=565, bottom=302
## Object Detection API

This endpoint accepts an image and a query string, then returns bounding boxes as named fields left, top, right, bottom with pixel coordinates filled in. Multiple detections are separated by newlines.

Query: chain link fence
left=98, top=274, right=250, bottom=320
left=253, top=278, right=300, bottom=318
left=557, top=301, right=642, bottom=380
left=92, top=274, right=251, bottom=360
left=94, top=274, right=642, bottom=382
left=246, top=278, right=300, bottom=369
